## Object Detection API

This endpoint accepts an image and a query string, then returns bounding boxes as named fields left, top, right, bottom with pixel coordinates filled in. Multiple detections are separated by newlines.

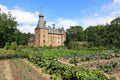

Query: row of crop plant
left=69, top=50, right=120, bottom=64
left=28, top=51, right=115, bottom=80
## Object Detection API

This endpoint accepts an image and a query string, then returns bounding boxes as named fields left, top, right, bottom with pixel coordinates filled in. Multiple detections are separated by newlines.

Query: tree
left=66, top=26, right=84, bottom=43
left=18, top=32, right=34, bottom=45
left=84, top=25, right=104, bottom=47
left=0, top=11, right=18, bottom=47
left=84, top=17, right=120, bottom=48
left=0, top=10, right=34, bottom=47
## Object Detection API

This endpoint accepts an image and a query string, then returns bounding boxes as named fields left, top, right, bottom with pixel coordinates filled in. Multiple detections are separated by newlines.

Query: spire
left=36, top=8, right=46, bottom=28
left=39, top=6, right=44, bottom=17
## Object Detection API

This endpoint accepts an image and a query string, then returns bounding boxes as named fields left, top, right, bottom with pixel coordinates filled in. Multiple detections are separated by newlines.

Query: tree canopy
left=66, top=26, right=84, bottom=44
left=0, top=10, right=33, bottom=47
left=66, top=17, right=120, bottom=49
left=84, top=17, right=120, bottom=48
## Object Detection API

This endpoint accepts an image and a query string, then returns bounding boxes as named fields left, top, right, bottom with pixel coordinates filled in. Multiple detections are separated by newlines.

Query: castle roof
left=47, top=25, right=64, bottom=34
left=36, top=11, right=64, bottom=35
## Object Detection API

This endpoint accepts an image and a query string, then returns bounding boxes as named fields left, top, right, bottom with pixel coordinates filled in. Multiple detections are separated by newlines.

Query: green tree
left=66, top=26, right=84, bottom=43
left=84, top=25, right=104, bottom=47
left=0, top=11, right=18, bottom=47
left=0, top=10, right=34, bottom=47
left=84, top=17, right=120, bottom=48
left=18, top=32, right=34, bottom=45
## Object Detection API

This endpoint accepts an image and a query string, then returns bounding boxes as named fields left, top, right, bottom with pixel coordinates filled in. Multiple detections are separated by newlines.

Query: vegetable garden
left=0, top=47, right=120, bottom=80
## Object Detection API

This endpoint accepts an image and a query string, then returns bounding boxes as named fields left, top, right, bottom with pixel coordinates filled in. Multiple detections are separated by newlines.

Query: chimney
left=53, top=24, right=55, bottom=28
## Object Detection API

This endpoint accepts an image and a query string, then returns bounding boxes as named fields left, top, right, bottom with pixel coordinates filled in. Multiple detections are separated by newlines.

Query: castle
left=33, top=11, right=66, bottom=47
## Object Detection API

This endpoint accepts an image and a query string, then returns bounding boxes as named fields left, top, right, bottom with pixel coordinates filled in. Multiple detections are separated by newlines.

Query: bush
left=4, top=42, right=10, bottom=50
left=10, top=42, right=17, bottom=50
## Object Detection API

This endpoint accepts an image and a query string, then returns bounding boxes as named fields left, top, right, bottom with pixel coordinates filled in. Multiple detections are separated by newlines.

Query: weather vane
left=40, top=6, right=42, bottom=12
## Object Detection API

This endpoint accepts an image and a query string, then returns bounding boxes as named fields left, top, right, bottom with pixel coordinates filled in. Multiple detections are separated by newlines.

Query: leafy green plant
left=10, top=42, right=17, bottom=50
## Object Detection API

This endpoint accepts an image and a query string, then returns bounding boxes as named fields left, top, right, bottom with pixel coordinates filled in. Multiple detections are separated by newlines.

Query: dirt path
left=9, top=60, right=22, bottom=80
left=0, top=60, right=13, bottom=80
left=0, top=59, right=50, bottom=80
left=112, top=68, right=120, bottom=80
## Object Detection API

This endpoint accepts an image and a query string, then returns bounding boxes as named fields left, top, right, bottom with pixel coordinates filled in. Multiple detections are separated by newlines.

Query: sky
left=0, top=0, right=120, bottom=33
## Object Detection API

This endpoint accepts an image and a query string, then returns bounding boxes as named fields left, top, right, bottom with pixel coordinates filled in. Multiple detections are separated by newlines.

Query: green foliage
left=66, top=17, right=120, bottom=49
left=4, top=42, right=10, bottom=50
left=28, top=51, right=110, bottom=80
left=109, top=76, right=117, bottom=80
left=4, top=42, right=17, bottom=50
left=84, top=17, right=120, bottom=48
left=0, top=48, right=28, bottom=60
left=66, top=26, right=84, bottom=47
left=80, top=50, right=120, bottom=61
left=0, top=11, right=18, bottom=47
left=17, top=32, right=34, bottom=45
left=97, top=61, right=120, bottom=75
left=10, top=42, right=17, bottom=50
left=0, top=10, right=34, bottom=47
left=1, top=47, right=118, bottom=80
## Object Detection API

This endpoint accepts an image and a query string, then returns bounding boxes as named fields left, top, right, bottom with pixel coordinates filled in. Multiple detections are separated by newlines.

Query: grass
left=36, top=48, right=106, bottom=57
left=14, top=46, right=108, bottom=58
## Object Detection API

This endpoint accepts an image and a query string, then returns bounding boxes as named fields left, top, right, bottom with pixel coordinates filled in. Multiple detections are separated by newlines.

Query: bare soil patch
left=9, top=60, right=22, bottom=80
left=0, top=59, right=50, bottom=80
left=0, top=60, right=14, bottom=80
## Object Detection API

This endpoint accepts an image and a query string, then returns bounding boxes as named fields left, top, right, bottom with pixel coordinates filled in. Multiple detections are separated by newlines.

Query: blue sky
left=0, top=0, right=120, bottom=33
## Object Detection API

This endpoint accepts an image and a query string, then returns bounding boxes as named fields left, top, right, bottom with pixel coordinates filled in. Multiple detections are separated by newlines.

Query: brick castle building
left=34, top=12, right=66, bottom=47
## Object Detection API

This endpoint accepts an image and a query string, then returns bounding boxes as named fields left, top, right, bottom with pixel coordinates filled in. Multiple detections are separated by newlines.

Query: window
left=44, top=30, right=45, bottom=34
left=43, top=35, right=45, bottom=38
left=43, top=40, right=45, bottom=43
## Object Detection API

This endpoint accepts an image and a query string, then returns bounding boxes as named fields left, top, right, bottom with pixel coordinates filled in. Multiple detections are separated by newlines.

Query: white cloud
left=80, top=16, right=114, bottom=29
left=113, top=0, right=120, bottom=5
left=93, top=13, right=99, bottom=17
left=46, top=18, right=79, bottom=30
left=0, top=4, right=9, bottom=13
left=55, top=18, right=79, bottom=29
left=101, top=0, right=120, bottom=12
left=0, top=4, right=39, bottom=33
left=1, top=0, right=120, bottom=33
left=18, top=25, right=36, bottom=33
left=80, top=0, right=120, bottom=29
left=0, top=4, right=79, bottom=33
left=12, top=10, right=38, bottom=25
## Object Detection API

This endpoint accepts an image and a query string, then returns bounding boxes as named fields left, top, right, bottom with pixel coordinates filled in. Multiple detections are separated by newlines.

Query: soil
left=57, top=57, right=120, bottom=80
left=9, top=60, right=22, bottom=80
left=0, top=59, right=50, bottom=80
left=0, top=60, right=14, bottom=80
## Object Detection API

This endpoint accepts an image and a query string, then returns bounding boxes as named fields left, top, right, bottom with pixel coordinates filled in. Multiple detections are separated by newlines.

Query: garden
left=0, top=46, right=119, bottom=80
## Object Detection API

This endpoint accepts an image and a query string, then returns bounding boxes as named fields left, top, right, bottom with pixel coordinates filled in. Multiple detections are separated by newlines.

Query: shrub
left=10, top=42, right=17, bottom=50
left=4, top=42, right=10, bottom=50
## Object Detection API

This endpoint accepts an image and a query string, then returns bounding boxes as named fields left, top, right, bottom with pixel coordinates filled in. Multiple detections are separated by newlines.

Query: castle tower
left=34, top=10, right=66, bottom=47
left=35, top=11, right=48, bottom=47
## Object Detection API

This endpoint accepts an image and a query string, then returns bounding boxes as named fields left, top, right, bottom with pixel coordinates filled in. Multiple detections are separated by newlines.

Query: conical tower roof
left=36, top=10, right=46, bottom=28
